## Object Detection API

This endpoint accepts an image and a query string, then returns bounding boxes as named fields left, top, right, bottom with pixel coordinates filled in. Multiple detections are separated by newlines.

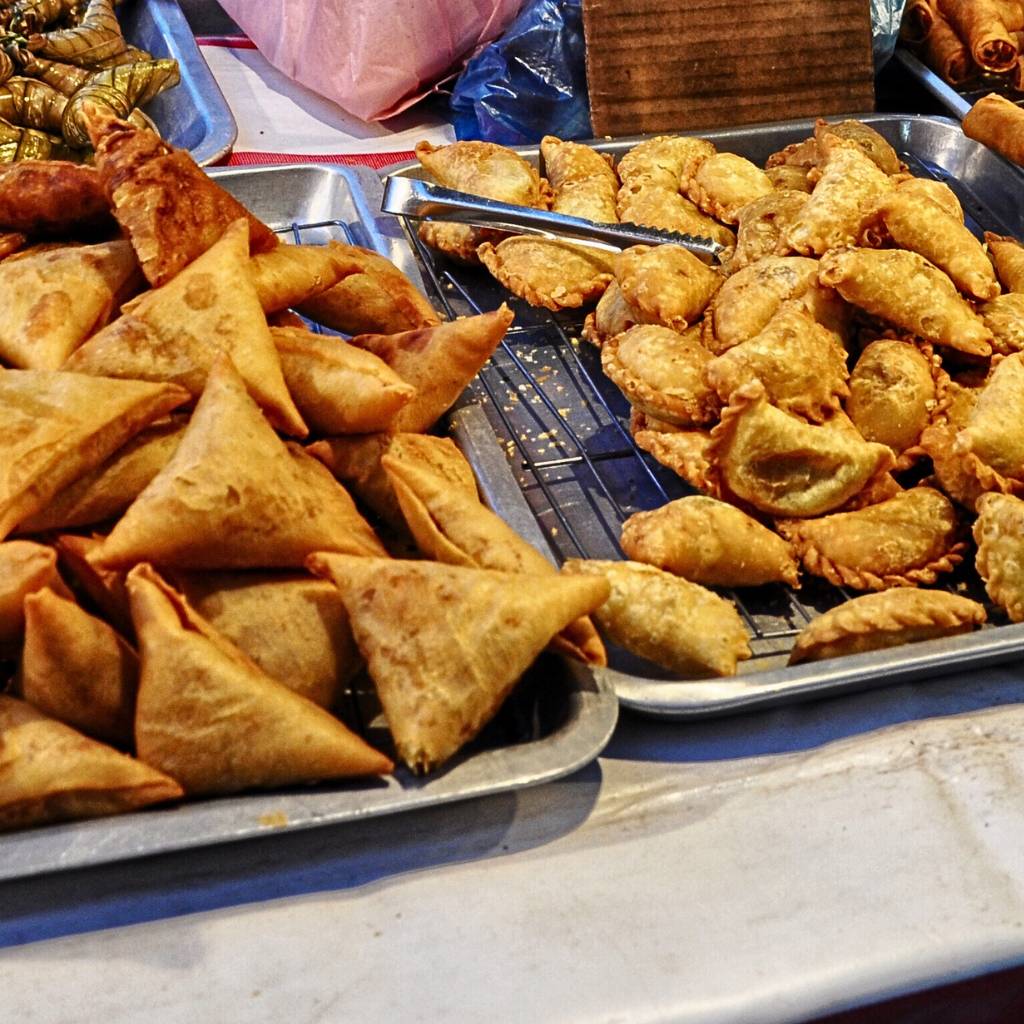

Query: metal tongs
left=382, top=176, right=727, bottom=265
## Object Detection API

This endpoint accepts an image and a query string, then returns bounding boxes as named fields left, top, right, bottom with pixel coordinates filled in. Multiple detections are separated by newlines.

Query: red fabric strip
left=224, top=150, right=416, bottom=169
left=195, top=35, right=256, bottom=49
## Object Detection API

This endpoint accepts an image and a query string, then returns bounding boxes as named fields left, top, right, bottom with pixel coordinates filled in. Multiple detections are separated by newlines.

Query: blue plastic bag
left=450, top=0, right=591, bottom=145
left=873, top=0, right=908, bottom=68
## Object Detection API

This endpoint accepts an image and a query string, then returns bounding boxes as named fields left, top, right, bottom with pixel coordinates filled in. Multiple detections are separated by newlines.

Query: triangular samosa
left=65, top=219, right=307, bottom=437
left=94, top=356, right=386, bottom=570
left=352, top=305, right=513, bottom=432
left=0, top=240, right=141, bottom=370
left=272, top=325, right=415, bottom=435
left=17, top=417, right=185, bottom=534
left=382, top=442, right=606, bottom=666
left=127, top=564, right=392, bottom=794
left=249, top=241, right=364, bottom=313
left=18, top=589, right=137, bottom=747
left=0, top=694, right=182, bottom=831
left=84, top=105, right=279, bottom=287
left=306, top=554, right=610, bottom=773
left=0, top=541, right=70, bottom=654
left=55, top=534, right=132, bottom=636
left=0, top=369, right=189, bottom=540
left=296, top=243, right=441, bottom=336
left=172, top=570, right=361, bottom=709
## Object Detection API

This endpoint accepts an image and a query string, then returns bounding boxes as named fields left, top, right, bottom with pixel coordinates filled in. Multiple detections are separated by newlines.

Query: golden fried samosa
left=85, top=106, right=278, bottom=287
left=382, top=439, right=606, bottom=666
left=297, top=244, right=441, bottom=336
left=249, top=241, right=365, bottom=314
left=0, top=541, right=69, bottom=655
left=128, top=565, right=391, bottom=795
left=18, top=589, right=137, bottom=747
left=0, top=240, right=140, bottom=370
left=17, top=417, right=185, bottom=534
left=0, top=694, right=181, bottom=832
left=306, top=554, right=609, bottom=774
left=352, top=305, right=513, bottom=433
left=65, top=219, right=307, bottom=437
left=54, top=533, right=132, bottom=636
left=173, top=571, right=361, bottom=709
left=271, top=326, right=415, bottom=435
left=0, top=370, right=189, bottom=540
left=94, top=356, right=386, bottom=570
left=0, top=160, right=111, bottom=236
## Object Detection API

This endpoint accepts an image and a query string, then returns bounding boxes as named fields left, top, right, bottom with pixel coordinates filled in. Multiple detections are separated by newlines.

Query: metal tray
left=895, top=45, right=1024, bottom=126
left=385, top=113, right=1024, bottom=719
left=121, top=0, right=237, bottom=166
left=0, top=164, right=618, bottom=882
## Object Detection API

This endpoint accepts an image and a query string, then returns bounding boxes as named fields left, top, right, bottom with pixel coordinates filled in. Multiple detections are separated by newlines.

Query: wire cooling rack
left=393, top=150, right=997, bottom=682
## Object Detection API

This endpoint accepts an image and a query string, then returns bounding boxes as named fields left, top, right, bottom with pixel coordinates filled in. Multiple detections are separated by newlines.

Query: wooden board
left=582, top=0, right=875, bottom=136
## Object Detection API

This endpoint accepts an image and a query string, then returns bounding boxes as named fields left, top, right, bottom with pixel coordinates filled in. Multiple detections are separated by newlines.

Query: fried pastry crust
left=478, top=237, right=613, bottom=311
left=582, top=280, right=637, bottom=347
left=814, top=120, right=904, bottom=176
left=616, top=135, right=716, bottom=192
left=629, top=411, right=710, bottom=488
left=616, top=186, right=736, bottom=250
left=415, top=140, right=548, bottom=208
left=684, top=152, right=773, bottom=225
left=985, top=232, right=1024, bottom=293
left=706, top=382, right=894, bottom=517
left=974, top=491, right=1024, bottom=621
left=614, top=244, right=721, bottom=330
left=602, top=324, right=719, bottom=427
left=704, top=301, right=849, bottom=422
left=895, top=176, right=964, bottom=223
left=730, top=190, right=808, bottom=269
left=980, top=292, right=1024, bottom=355
left=819, top=246, right=993, bottom=357
left=874, top=190, right=999, bottom=301
left=846, top=339, right=940, bottom=464
left=787, top=589, right=986, bottom=665
left=783, top=139, right=894, bottom=256
left=919, top=423, right=988, bottom=511
left=541, top=136, right=618, bottom=222
left=0, top=161, right=111, bottom=236
left=765, top=165, right=813, bottom=193
left=562, top=559, right=751, bottom=678
left=777, top=486, right=964, bottom=590
left=621, top=495, right=799, bottom=587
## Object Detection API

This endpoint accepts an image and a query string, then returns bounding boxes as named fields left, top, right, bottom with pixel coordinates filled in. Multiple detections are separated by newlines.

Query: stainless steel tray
left=122, top=0, right=237, bottom=166
left=385, top=113, right=1024, bottom=719
left=0, top=164, right=618, bottom=882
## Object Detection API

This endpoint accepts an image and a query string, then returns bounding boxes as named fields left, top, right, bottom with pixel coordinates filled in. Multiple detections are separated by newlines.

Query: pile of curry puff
left=0, top=107, right=632, bottom=833
left=413, top=121, right=1024, bottom=672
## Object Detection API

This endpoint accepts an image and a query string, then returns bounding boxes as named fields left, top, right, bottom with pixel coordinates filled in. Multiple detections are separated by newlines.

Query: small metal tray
left=0, top=164, right=618, bottom=882
left=895, top=45, right=1024, bottom=125
left=386, top=113, right=1024, bottom=719
left=121, top=0, right=237, bottom=166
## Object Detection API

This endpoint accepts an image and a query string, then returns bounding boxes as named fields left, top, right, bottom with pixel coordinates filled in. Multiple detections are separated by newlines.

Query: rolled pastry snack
left=541, top=136, right=618, bottom=223
left=963, top=94, right=1024, bottom=167
left=705, top=382, right=894, bottom=518
left=787, top=589, right=986, bottom=665
left=683, top=152, right=773, bottom=225
left=985, top=232, right=1024, bottom=293
left=782, top=139, right=894, bottom=256
left=620, top=495, right=799, bottom=587
left=562, top=559, right=751, bottom=678
left=901, top=0, right=937, bottom=43
left=874, top=190, right=999, bottom=301
left=601, top=324, right=720, bottom=427
left=704, top=301, right=849, bottom=422
left=818, top=247, right=993, bottom=357
left=846, top=339, right=940, bottom=464
left=777, top=486, right=964, bottom=591
left=938, top=0, right=1018, bottom=71
left=974, top=491, right=1024, bottom=620
left=922, top=9, right=974, bottom=84
left=998, top=1, right=1024, bottom=31
left=614, top=244, right=722, bottom=330
left=478, top=237, right=613, bottom=311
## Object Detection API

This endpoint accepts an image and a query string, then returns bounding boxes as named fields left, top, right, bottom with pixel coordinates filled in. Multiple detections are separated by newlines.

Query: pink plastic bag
left=218, top=0, right=523, bottom=121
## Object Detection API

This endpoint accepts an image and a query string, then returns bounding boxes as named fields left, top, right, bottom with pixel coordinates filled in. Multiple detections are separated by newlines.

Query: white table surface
left=5, top=38, right=1024, bottom=1024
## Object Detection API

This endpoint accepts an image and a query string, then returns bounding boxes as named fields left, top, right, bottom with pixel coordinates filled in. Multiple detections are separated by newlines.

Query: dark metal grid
left=395, top=149, right=997, bottom=677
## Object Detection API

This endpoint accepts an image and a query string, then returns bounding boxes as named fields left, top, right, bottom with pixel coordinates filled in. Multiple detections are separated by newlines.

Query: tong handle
left=381, top=175, right=726, bottom=264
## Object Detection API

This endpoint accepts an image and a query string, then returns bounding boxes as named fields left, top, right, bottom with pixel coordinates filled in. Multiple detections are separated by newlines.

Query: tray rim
left=0, top=162, right=618, bottom=883
left=383, top=112, right=1024, bottom=719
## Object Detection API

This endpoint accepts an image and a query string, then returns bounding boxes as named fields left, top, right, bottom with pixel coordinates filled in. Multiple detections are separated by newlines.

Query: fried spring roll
left=901, top=0, right=938, bottom=44
left=923, top=10, right=975, bottom=83
left=938, top=0, right=1018, bottom=72
left=986, top=232, right=1024, bottom=292
left=963, top=93, right=1024, bottom=167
